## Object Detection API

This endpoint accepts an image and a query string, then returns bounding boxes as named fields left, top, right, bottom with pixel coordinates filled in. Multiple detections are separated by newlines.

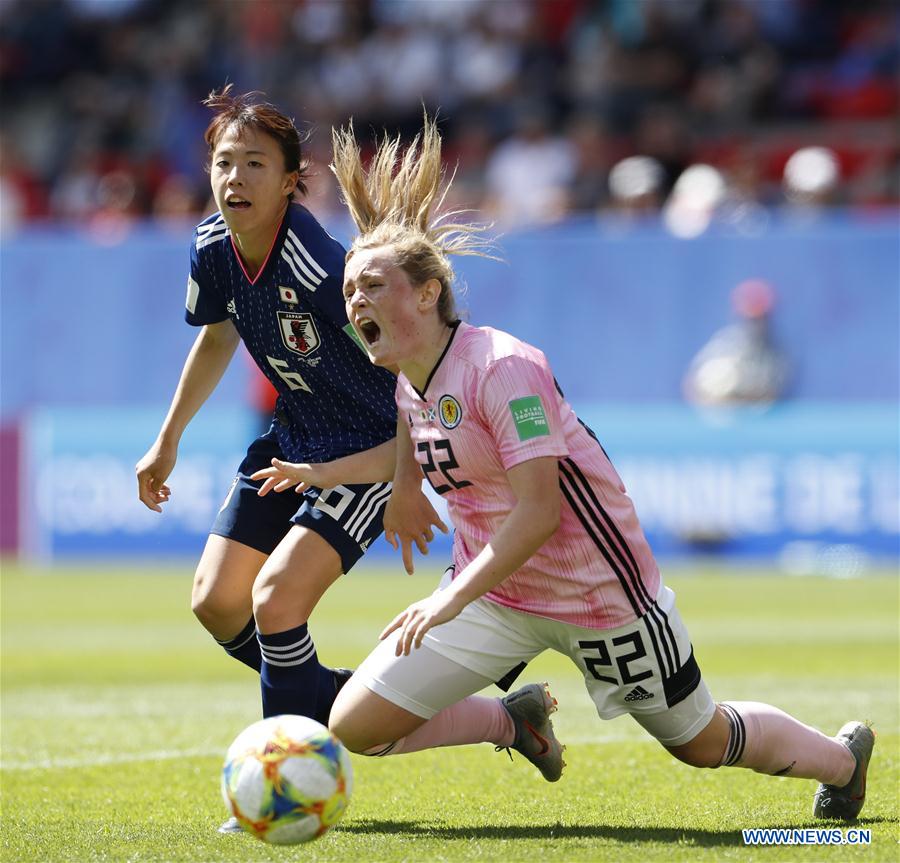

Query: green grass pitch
left=1, top=560, right=897, bottom=862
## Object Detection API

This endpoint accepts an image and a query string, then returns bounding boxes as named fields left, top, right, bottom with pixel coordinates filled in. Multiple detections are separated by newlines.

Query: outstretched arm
left=251, top=417, right=448, bottom=569
left=135, top=320, right=240, bottom=511
left=251, top=437, right=398, bottom=495
left=381, top=455, right=561, bottom=654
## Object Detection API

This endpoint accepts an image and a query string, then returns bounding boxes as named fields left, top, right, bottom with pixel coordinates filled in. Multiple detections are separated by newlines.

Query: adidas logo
left=624, top=685, right=654, bottom=702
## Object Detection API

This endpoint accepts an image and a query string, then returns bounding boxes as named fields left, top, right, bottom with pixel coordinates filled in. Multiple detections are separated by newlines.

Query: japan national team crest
left=438, top=395, right=462, bottom=429
left=278, top=311, right=320, bottom=356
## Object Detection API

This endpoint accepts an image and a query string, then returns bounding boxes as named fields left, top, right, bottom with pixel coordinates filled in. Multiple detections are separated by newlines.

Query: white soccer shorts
left=355, top=574, right=715, bottom=748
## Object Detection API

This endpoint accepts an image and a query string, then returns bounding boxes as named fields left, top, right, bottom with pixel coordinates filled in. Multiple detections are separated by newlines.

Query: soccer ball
left=221, top=714, right=353, bottom=844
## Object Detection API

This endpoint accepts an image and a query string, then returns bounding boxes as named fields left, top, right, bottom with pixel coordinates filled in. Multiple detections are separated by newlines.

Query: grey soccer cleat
left=498, top=682, right=566, bottom=782
left=812, top=721, right=875, bottom=821
left=217, top=816, right=244, bottom=835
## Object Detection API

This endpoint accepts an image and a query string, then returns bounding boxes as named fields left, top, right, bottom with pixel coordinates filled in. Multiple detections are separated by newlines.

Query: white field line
left=1, top=745, right=222, bottom=771
left=0, top=734, right=652, bottom=773
left=0, top=736, right=656, bottom=773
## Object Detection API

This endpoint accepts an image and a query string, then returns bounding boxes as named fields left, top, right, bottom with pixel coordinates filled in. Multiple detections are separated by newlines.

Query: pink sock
left=378, top=697, right=515, bottom=756
left=720, top=702, right=855, bottom=785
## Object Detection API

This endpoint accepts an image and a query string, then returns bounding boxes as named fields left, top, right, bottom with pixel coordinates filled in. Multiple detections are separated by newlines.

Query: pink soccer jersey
left=395, top=322, right=661, bottom=630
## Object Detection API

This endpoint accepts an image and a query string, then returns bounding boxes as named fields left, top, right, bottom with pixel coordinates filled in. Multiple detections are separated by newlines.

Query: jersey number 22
left=417, top=439, right=472, bottom=495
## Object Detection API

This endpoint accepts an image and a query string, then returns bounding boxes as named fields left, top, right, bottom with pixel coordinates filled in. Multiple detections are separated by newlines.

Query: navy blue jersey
left=185, top=203, right=397, bottom=462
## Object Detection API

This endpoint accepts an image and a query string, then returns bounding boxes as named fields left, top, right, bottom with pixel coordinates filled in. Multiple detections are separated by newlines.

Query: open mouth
left=226, top=198, right=251, bottom=210
left=357, top=318, right=381, bottom=346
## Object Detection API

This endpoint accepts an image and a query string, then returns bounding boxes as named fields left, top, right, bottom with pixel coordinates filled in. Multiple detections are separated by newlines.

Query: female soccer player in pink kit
left=257, top=117, right=873, bottom=821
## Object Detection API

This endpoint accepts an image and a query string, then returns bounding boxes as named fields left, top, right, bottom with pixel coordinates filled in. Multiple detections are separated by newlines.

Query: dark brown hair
left=203, top=85, right=310, bottom=197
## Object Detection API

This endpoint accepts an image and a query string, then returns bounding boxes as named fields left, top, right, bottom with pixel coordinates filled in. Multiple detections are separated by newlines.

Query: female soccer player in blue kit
left=135, top=88, right=443, bottom=767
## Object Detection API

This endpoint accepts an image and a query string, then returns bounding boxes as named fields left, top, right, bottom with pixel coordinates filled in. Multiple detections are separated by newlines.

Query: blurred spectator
left=608, top=155, right=666, bottom=215
left=683, top=278, right=790, bottom=407
left=449, top=10, right=521, bottom=106
left=0, top=135, right=47, bottom=234
left=483, top=104, right=575, bottom=227
left=663, top=163, right=729, bottom=238
left=563, top=112, right=615, bottom=214
left=85, top=167, right=141, bottom=243
left=360, top=20, right=445, bottom=127
left=151, top=173, right=204, bottom=227
left=441, top=116, right=494, bottom=213
left=312, top=29, right=374, bottom=127
left=782, top=145, right=842, bottom=207
left=632, top=104, right=693, bottom=197
left=0, top=0, right=897, bottom=226
left=300, top=137, right=347, bottom=224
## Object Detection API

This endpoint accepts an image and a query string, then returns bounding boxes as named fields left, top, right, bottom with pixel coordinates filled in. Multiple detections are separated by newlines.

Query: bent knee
left=191, top=575, right=250, bottom=634
left=191, top=592, right=249, bottom=634
left=251, top=574, right=315, bottom=630
left=250, top=579, right=298, bottom=630
left=329, top=715, right=375, bottom=755
left=666, top=740, right=723, bottom=769
left=249, top=578, right=274, bottom=617
left=328, top=694, right=394, bottom=755
left=665, top=705, right=730, bottom=769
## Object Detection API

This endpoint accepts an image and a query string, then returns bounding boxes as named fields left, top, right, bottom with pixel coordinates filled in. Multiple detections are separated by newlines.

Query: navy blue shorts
left=210, top=431, right=392, bottom=573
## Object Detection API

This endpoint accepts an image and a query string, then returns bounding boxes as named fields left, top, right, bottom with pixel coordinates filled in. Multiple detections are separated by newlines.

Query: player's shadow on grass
left=340, top=818, right=889, bottom=846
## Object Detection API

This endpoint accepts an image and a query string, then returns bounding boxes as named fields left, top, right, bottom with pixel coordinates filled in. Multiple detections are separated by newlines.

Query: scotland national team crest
left=278, top=311, right=320, bottom=356
left=439, top=395, right=462, bottom=429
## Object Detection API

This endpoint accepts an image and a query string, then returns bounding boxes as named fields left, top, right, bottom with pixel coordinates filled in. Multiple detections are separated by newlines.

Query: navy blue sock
left=215, top=618, right=261, bottom=672
left=313, top=664, right=342, bottom=726
left=257, top=623, right=322, bottom=719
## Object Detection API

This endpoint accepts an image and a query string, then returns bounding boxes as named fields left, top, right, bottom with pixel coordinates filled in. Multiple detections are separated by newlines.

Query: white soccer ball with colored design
left=221, top=715, right=353, bottom=844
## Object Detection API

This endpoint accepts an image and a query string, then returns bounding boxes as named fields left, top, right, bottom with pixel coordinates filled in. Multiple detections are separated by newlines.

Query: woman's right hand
left=135, top=442, right=176, bottom=512
left=134, top=321, right=240, bottom=514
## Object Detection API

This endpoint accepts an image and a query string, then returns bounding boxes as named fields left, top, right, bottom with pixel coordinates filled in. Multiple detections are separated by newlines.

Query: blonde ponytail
left=330, top=115, right=497, bottom=323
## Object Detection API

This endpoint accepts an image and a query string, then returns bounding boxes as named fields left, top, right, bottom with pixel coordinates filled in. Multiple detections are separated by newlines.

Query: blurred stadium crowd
left=1, top=0, right=897, bottom=232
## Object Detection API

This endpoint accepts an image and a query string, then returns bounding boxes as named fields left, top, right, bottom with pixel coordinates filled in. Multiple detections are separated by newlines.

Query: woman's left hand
left=380, top=590, right=468, bottom=656
left=383, top=485, right=449, bottom=575
left=250, top=458, right=329, bottom=496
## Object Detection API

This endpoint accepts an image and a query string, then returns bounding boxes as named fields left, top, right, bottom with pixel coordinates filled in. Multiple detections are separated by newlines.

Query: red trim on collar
left=230, top=211, right=285, bottom=285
